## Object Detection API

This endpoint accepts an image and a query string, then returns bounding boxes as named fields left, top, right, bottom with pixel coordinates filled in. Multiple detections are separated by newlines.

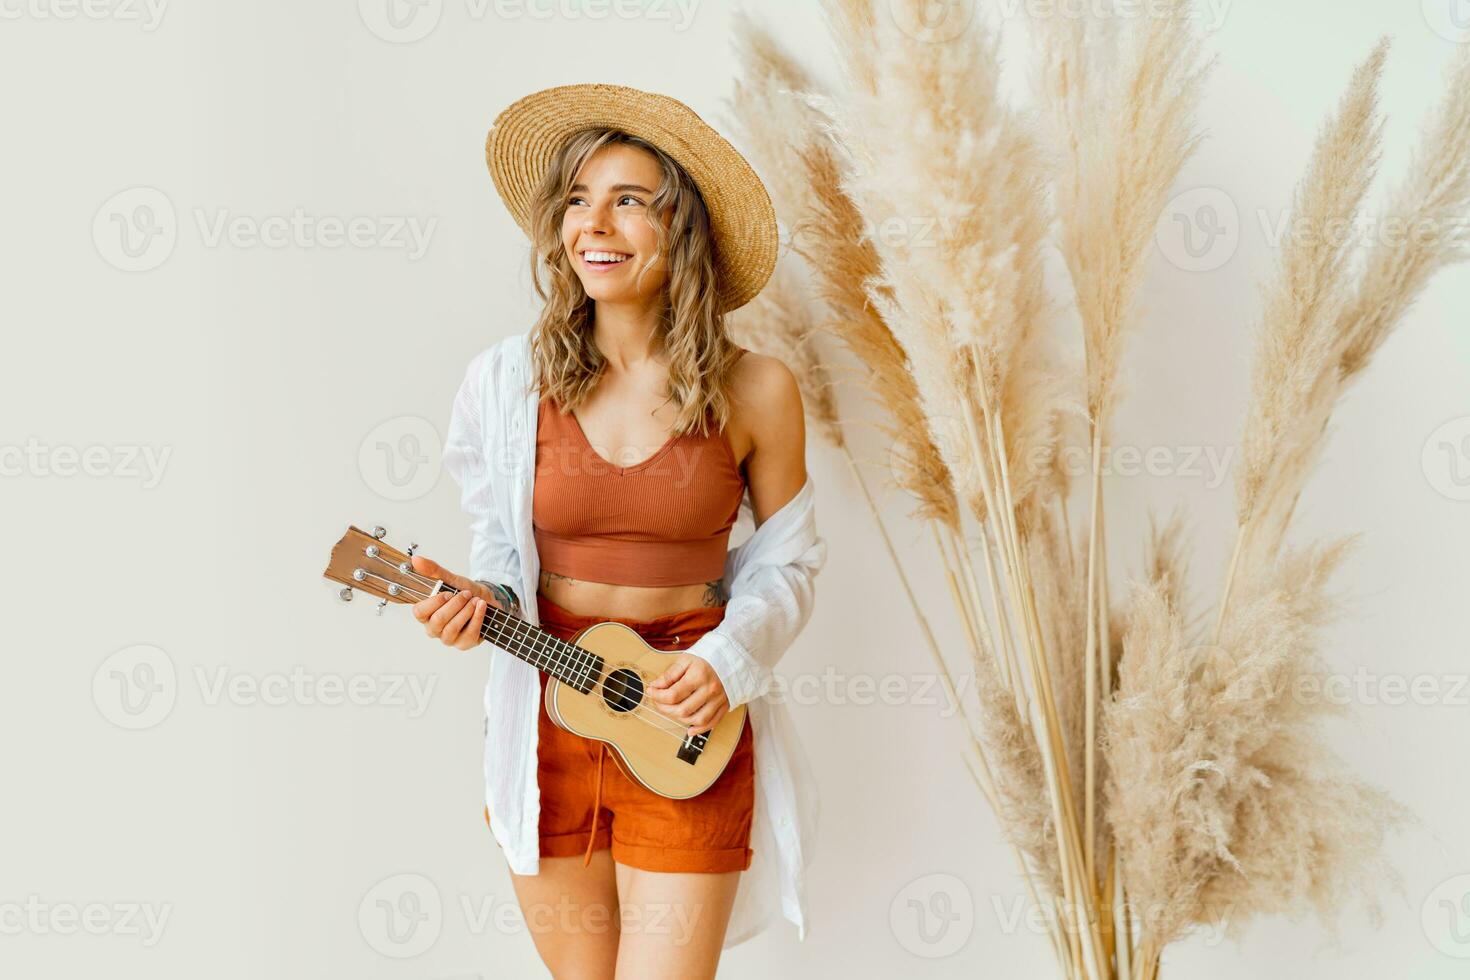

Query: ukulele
left=323, top=525, right=748, bottom=800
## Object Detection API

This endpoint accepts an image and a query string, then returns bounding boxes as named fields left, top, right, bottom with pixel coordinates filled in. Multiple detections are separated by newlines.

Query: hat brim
left=485, top=83, right=778, bottom=314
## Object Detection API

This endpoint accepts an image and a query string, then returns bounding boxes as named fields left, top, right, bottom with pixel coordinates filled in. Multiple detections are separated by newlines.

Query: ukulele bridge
left=676, top=732, right=708, bottom=765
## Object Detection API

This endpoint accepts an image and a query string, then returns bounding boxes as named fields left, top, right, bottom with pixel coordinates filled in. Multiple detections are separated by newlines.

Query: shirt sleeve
left=441, top=345, right=521, bottom=590
left=685, top=478, right=828, bottom=709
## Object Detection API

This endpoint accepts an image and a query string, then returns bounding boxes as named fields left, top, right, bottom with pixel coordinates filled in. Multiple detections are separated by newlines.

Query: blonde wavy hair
left=524, top=128, right=745, bottom=438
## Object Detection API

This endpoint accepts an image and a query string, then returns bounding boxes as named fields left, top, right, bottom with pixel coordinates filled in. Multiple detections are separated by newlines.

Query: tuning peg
left=406, top=542, right=419, bottom=557
left=372, top=526, right=387, bottom=540
left=338, top=587, right=354, bottom=602
left=375, top=598, right=388, bottom=616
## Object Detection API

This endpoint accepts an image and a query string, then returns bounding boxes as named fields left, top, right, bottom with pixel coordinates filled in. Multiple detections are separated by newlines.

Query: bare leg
left=612, top=863, right=741, bottom=980
left=509, top=850, right=621, bottom=979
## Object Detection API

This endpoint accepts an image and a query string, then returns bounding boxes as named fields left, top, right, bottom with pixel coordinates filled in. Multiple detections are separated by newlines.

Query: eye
left=565, top=193, right=644, bottom=208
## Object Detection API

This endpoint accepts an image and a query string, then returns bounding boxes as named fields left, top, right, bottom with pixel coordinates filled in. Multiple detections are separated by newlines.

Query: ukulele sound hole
left=601, top=668, right=644, bottom=713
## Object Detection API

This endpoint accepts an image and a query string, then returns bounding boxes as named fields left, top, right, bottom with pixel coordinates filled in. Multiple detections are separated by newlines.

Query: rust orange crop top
left=531, top=394, right=747, bottom=587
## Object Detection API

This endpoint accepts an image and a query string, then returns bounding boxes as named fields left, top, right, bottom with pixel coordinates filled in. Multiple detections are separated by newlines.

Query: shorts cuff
left=539, top=827, right=612, bottom=858
left=609, top=837, right=754, bottom=874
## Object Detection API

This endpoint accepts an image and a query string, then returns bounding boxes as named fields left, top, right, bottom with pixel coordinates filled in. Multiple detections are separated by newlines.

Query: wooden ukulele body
left=544, top=620, right=748, bottom=799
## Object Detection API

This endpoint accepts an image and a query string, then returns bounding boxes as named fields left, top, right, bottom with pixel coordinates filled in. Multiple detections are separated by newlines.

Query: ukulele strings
left=470, top=591, right=707, bottom=744
left=358, top=558, right=707, bottom=744
left=360, top=559, right=637, bottom=709
left=368, top=567, right=695, bottom=743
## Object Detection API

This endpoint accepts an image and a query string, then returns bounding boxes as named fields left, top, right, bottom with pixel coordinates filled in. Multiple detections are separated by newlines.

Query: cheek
left=622, top=216, right=662, bottom=257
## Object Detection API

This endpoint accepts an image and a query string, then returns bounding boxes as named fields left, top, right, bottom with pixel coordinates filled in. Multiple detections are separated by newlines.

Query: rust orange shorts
left=483, top=592, right=755, bottom=874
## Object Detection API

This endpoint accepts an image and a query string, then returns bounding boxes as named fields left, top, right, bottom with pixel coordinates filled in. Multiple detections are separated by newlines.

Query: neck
left=591, top=304, right=664, bottom=370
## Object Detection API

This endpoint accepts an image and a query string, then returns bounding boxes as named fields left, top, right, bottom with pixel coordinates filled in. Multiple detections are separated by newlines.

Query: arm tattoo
left=475, top=580, right=522, bottom=620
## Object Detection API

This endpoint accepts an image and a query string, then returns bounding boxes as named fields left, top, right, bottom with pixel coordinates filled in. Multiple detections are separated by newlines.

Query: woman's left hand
left=646, top=655, right=729, bottom=737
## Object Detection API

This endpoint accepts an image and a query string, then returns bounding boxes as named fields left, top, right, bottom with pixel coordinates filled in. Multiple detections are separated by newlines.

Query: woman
left=407, top=84, right=826, bottom=978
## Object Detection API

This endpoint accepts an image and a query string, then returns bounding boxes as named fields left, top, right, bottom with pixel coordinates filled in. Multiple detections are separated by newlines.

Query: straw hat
left=485, top=83, right=778, bottom=313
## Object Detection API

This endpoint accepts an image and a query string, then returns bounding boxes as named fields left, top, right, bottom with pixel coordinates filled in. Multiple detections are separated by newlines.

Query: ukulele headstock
left=323, top=525, right=436, bottom=614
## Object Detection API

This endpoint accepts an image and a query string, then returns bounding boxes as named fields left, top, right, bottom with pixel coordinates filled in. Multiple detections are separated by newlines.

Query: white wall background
left=2, top=1, right=1467, bottom=977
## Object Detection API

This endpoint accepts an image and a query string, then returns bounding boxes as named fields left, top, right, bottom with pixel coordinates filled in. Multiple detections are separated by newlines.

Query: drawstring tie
left=583, top=741, right=608, bottom=867
left=576, top=627, right=682, bottom=868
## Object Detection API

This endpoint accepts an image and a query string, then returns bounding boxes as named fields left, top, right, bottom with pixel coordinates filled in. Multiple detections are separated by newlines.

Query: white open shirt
left=441, top=331, right=827, bottom=947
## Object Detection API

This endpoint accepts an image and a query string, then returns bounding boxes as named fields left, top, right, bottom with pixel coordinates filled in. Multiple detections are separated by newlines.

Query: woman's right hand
left=408, top=555, right=507, bottom=651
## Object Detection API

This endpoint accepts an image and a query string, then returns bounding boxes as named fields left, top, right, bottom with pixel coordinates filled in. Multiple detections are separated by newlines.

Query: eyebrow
left=569, top=183, right=653, bottom=195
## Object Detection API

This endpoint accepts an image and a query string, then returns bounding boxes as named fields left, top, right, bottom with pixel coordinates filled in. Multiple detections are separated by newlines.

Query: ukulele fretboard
left=442, top=585, right=605, bottom=694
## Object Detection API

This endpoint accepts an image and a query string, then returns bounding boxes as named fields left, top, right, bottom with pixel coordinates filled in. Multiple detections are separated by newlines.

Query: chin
left=582, top=285, right=639, bottom=305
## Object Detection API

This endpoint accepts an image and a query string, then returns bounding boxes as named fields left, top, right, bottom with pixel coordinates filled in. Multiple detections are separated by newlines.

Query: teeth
left=584, top=251, right=630, bottom=263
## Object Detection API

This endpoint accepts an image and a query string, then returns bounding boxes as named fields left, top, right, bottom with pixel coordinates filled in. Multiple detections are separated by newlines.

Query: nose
left=580, top=197, right=613, bottom=236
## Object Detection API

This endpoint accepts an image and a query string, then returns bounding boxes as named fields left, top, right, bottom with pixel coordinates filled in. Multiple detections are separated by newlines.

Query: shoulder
left=729, top=349, right=803, bottom=454
left=730, top=350, right=802, bottom=425
left=726, top=348, right=807, bottom=519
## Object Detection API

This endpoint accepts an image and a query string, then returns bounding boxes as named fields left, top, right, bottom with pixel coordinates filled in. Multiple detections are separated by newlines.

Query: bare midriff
left=536, top=571, right=727, bottom=620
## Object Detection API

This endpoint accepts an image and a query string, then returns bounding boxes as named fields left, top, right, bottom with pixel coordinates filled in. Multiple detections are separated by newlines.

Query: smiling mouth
left=580, top=250, right=632, bottom=268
